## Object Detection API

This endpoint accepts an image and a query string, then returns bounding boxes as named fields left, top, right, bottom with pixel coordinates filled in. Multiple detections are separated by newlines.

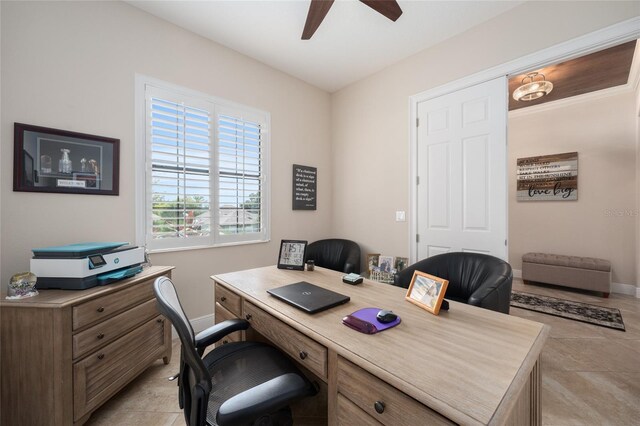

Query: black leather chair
left=154, top=277, right=317, bottom=426
left=304, top=239, right=361, bottom=274
left=394, top=252, right=513, bottom=314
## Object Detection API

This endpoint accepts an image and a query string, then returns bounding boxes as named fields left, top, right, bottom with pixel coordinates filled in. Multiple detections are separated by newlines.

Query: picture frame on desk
left=378, top=255, right=394, bottom=273
left=405, top=271, right=449, bottom=315
left=277, top=239, right=307, bottom=271
left=366, top=253, right=380, bottom=273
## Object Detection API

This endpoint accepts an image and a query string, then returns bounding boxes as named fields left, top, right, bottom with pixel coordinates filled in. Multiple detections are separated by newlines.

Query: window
left=136, top=78, right=270, bottom=251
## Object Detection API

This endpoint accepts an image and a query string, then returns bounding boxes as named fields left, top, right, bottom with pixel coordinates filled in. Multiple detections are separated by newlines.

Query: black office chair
left=153, top=277, right=317, bottom=426
left=394, top=252, right=513, bottom=314
left=304, top=238, right=361, bottom=274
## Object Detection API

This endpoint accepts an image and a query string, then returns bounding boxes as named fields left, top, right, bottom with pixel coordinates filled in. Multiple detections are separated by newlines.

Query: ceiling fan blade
left=302, top=0, right=335, bottom=40
left=360, top=0, right=403, bottom=21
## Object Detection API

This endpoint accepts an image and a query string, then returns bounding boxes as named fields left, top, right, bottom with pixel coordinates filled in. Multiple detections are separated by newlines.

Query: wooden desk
left=212, top=266, right=549, bottom=425
left=1, top=266, right=174, bottom=425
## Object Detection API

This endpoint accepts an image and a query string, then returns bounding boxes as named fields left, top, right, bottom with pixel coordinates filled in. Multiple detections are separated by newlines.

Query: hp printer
left=30, top=242, right=145, bottom=290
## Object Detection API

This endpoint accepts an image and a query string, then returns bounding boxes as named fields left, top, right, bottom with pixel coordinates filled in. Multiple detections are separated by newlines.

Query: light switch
left=395, top=211, right=406, bottom=222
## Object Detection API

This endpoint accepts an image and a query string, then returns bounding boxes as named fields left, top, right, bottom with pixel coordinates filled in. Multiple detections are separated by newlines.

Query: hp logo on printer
left=114, top=258, right=120, bottom=264
left=302, top=291, right=312, bottom=296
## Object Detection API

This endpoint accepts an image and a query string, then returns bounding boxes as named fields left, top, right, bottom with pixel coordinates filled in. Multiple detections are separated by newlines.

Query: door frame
left=408, top=17, right=640, bottom=263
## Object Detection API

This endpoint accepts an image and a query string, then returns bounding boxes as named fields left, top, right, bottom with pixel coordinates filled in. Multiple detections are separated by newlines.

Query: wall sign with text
left=292, top=164, right=317, bottom=210
left=517, top=152, right=578, bottom=201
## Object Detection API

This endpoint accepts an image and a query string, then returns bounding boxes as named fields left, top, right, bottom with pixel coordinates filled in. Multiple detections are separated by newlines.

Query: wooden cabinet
left=0, top=266, right=174, bottom=425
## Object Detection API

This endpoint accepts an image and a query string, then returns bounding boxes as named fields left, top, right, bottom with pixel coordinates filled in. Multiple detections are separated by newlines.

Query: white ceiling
left=127, top=0, right=524, bottom=93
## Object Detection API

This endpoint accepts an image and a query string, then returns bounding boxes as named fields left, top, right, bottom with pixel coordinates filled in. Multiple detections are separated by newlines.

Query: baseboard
left=169, top=313, right=215, bottom=340
left=611, top=282, right=639, bottom=297
left=513, top=269, right=522, bottom=279
left=191, top=313, right=215, bottom=334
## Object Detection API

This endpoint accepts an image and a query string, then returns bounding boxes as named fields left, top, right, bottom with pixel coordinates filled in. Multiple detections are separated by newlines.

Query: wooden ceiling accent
left=509, top=40, right=636, bottom=111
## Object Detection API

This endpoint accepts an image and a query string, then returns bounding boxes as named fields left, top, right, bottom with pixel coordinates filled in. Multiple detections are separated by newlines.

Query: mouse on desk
left=376, top=309, right=397, bottom=324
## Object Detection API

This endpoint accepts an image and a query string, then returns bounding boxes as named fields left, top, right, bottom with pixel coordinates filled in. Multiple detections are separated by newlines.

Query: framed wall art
left=292, top=164, right=317, bottom=210
left=13, top=123, right=120, bottom=195
left=516, top=152, right=577, bottom=201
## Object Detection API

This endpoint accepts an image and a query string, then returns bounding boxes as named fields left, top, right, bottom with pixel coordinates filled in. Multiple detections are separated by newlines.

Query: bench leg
left=603, top=292, right=609, bottom=298
left=523, top=279, right=531, bottom=285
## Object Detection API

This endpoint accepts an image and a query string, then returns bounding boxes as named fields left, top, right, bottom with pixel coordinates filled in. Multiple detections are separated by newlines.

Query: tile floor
left=86, top=279, right=640, bottom=425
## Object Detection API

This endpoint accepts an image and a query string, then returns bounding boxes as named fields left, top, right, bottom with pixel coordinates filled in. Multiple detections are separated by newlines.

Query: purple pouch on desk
left=342, top=307, right=401, bottom=334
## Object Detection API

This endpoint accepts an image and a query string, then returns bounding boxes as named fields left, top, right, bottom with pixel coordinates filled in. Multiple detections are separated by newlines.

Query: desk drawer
left=215, top=282, right=241, bottom=316
left=73, top=279, right=155, bottom=330
left=337, top=357, right=453, bottom=426
left=73, top=316, right=169, bottom=420
left=337, top=394, right=382, bottom=426
left=73, top=299, right=159, bottom=359
left=215, top=302, right=243, bottom=346
left=244, top=301, right=327, bottom=380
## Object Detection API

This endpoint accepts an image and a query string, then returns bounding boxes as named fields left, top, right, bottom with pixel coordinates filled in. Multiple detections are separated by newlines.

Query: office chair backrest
left=154, top=277, right=212, bottom=426
left=305, top=238, right=361, bottom=273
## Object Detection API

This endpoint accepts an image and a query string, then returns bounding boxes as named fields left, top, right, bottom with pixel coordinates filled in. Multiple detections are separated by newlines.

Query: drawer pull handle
left=245, top=314, right=252, bottom=321
left=97, top=307, right=105, bottom=313
left=299, top=351, right=308, bottom=360
left=97, top=333, right=105, bottom=340
left=222, top=340, right=229, bottom=345
left=374, top=401, right=385, bottom=414
left=97, top=354, right=105, bottom=360
left=157, top=318, right=163, bottom=323
left=221, top=296, right=227, bottom=302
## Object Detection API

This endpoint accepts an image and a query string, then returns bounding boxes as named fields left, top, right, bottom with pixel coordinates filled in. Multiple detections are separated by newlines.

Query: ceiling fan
left=302, top=0, right=403, bottom=40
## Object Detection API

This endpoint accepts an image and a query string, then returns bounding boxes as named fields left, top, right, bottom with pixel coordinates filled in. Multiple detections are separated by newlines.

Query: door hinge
left=416, top=234, right=420, bottom=243
left=505, top=239, right=508, bottom=246
left=416, top=117, right=420, bottom=127
left=416, top=176, right=420, bottom=185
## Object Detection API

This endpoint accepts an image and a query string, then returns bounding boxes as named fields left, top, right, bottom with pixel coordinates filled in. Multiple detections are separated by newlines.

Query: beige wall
left=0, top=1, right=332, bottom=318
left=508, top=92, right=637, bottom=285
left=330, top=2, right=639, bottom=274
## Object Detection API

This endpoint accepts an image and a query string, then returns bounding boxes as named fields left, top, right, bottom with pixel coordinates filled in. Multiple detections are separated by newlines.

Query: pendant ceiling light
left=513, top=72, right=554, bottom=101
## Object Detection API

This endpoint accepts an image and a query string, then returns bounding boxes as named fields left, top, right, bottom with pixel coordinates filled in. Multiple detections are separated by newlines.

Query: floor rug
left=510, top=290, right=625, bottom=331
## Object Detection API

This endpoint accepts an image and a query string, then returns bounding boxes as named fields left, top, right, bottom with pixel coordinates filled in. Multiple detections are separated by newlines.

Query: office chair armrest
left=216, top=373, right=313, bottom=426
left=195, top=318, right=250, bottom=351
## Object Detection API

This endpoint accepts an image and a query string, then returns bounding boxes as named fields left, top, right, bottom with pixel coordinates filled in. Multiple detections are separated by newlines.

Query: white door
left=415, top=77, right=507, bottom=260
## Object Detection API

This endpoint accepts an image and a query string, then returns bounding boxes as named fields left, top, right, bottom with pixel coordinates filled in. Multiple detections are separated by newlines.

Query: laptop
left=267, top=281, right=350, bottom=314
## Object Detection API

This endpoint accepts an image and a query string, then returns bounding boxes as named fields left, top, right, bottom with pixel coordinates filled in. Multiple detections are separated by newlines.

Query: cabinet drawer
left=337, top=394, right=382, bottom=426
left=73, top=299, right=159, bottom=359
left=215, top=302, right=242, bottom=345
left=244, top=301, right=327, bottom=380
left=73, top=316, right=169, bottom=420
left=215, top=282, right=241, bottom=316
left=337, top=357, right=453, bottom=426
left=73, top=279, right=155, bottom=330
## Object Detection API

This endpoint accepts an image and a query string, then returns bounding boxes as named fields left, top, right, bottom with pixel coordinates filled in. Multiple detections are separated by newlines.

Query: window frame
left=135, top=75, right=270, bottom=252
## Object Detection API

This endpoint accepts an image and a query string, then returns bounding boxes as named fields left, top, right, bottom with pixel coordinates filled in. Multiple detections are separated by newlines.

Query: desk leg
left=531, top=357, right=541, bottom=426
left=328, top=349, right=338, bottom=425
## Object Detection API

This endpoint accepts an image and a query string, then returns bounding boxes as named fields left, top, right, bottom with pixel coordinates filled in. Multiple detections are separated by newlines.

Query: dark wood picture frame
left=277, top=239, right=308, bottom=270
left=13, top=123, right=120, bottom=195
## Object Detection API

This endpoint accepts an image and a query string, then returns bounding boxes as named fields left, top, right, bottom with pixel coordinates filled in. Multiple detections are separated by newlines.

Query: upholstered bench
left=522, top=252, right=611, bottom=297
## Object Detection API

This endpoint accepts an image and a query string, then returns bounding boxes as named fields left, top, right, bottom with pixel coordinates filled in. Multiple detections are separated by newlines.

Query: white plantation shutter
left=141, top=82, right=269, bottom=251
left=216, top=108, right=266, bottom=243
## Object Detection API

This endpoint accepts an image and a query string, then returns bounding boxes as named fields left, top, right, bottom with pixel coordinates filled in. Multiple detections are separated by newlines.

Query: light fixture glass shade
left=513, top=72, right=553, bottom=101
